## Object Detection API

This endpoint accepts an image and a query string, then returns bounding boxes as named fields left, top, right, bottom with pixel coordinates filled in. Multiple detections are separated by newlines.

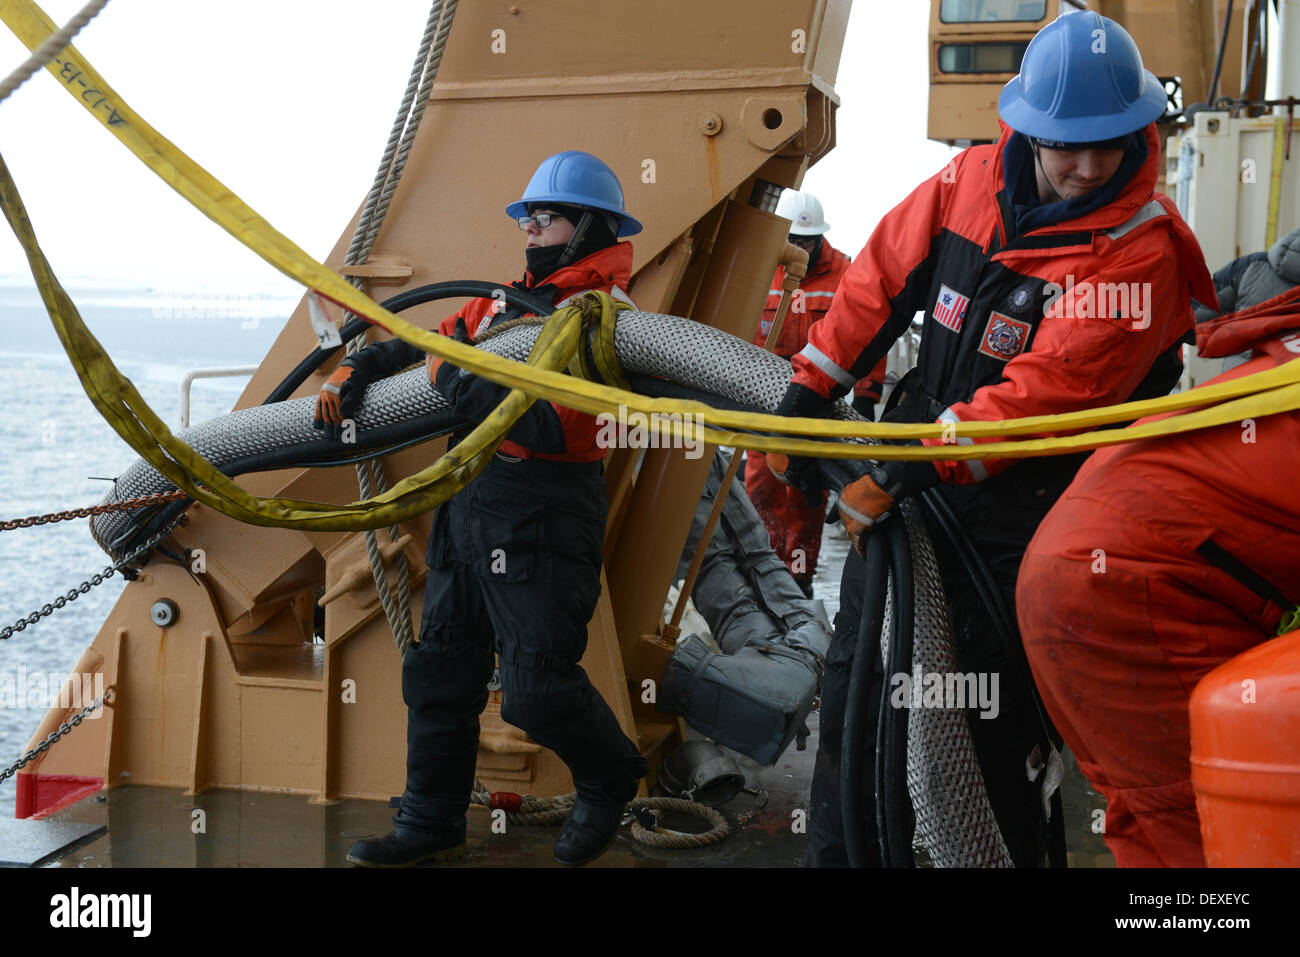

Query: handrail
left=179, top=367, right=257, bottom=428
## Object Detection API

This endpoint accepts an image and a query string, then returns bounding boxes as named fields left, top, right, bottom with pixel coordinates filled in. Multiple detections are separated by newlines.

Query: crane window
left=939, top=1, right=1047, bottom=23
left=938, top=42, right=1029, bottom=74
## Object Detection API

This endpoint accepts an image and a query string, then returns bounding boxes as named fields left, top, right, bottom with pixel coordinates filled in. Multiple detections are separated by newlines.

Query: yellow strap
left=4, top=0, right=1300, bottom=468
left=1267, top=117, right=1286, bottom=248
left=1, top=150, right=590, bottom=530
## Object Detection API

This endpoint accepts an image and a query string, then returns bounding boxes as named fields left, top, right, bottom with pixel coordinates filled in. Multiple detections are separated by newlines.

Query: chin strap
left=1028, top=140, right=1066, bottom=205
left=557, top=210, right=594, bottom=270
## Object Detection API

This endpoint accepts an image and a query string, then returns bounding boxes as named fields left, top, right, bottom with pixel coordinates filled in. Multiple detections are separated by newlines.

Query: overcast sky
left=0, top=0, right=955, bottom=294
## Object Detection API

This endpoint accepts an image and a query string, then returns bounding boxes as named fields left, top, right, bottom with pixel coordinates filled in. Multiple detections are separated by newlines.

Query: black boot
left=346, top=820, right=466, bottom=867
left=554, top=798, right=623, bottom=866
left=554, top=777, right=639, bottom=867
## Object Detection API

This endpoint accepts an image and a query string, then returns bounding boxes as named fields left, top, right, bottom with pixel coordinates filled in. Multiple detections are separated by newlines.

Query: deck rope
left=0, top=0, right=110, bottom=103
left=341, top=0, right=459, bottom=657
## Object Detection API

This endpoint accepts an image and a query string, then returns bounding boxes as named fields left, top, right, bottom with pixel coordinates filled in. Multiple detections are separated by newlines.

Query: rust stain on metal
left=705, top=136, right=722, bottom=202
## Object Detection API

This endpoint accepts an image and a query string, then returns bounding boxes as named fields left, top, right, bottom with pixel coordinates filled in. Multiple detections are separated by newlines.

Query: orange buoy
left=1190, top=629, right=1300, bottom=866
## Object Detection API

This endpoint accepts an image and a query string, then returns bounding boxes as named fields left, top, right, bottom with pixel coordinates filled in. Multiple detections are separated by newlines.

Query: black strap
left=883, top=367, right=945, bottom=422
left=496, top=643, right=575, bottom=673
left=1196, top=538, right=1298, bottom=609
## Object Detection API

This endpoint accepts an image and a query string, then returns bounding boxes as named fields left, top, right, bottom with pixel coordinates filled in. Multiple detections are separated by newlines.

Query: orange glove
left=766, top=452, right=825, bottom=507
left=313, top=364, right=363, bottom=440
left=837, top=470, right=895, bottom=556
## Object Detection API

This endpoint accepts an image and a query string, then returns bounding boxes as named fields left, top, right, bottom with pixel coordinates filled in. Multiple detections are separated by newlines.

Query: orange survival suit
left=744, top=239, right=885, bottom=593
left=1017, top=283, right=1300, bottom=867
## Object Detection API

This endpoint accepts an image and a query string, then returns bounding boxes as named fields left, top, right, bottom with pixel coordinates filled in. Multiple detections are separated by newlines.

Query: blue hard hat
left=998, top=11, right=1167, bottom=144
left=505, top=151, right=643, bottom=238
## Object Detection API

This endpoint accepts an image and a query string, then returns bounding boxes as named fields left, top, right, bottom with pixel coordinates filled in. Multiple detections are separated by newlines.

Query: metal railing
left=178, top=367, right=258, bottom=428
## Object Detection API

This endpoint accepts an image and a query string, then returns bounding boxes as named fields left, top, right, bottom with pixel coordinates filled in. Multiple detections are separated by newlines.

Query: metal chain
left=0, top=686, right=115, bottom=785
left=1, top=489, right=186, bottom=531
left=0, top=517, right=183, bottom=641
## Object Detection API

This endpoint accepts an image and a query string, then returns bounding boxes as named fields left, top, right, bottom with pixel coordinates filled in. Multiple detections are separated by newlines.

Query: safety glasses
left=516, top=211, right=568, bottom=230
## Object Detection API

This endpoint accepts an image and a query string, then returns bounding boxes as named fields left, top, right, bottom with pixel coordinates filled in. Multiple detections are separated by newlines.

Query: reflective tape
left=939, top=407, right=989, bottom=481
left=797, top=343, right=858, bottom=389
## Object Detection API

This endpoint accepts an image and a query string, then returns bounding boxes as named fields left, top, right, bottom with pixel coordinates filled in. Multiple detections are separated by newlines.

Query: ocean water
left=0, top=286, right=290, bottom=812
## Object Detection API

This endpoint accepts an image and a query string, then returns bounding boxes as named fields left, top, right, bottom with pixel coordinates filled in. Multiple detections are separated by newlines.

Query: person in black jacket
left=315, top=151, right=649, bottom=868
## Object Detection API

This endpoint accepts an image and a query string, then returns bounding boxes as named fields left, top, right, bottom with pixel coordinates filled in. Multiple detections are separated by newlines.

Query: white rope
left=360, top=0, right=459, bottom=257
left=0, top=0, right=112, bottom=104
left=468, top=789, right=731, bottom=849
left=341, top=0, right=459, bottom=657
left=343, top=0, right=447, bottom=273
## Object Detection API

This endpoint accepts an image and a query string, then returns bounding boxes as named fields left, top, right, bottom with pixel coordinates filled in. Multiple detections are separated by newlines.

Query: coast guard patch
left=932, top=284, right=969, bottom=333
left=978, top=312, right=1031, bottom=360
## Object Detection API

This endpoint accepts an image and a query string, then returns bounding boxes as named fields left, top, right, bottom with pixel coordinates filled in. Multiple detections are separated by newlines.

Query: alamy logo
left=49, top=887, right=151, bottom=937
left=595, top=404, right=704, bottom=459
left=1043, top=274, right=1152, bottom=329
left=889, top=666, right=1000, bottom=719
left=0, top=668, right=105, bottom=716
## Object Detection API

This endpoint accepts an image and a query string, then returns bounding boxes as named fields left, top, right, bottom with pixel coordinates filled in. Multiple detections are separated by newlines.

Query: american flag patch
left=932, top=284, right=970, bottom=334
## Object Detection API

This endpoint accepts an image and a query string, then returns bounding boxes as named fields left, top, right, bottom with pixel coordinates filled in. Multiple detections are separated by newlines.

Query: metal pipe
left=1276, top=0, right=1300, bottom=105
left=179, top=366, right=258, bottom=428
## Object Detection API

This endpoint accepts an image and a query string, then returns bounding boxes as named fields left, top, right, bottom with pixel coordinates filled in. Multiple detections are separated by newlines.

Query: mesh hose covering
left=887, top=502, right=1014, bottom=867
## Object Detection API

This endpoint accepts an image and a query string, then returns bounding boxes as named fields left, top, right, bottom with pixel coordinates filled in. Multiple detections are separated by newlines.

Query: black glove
left=429, top=316, right=473, bottom=390
left=850, top=394, right=876, bottom=420
left=772, top=382, right=833, bottom=507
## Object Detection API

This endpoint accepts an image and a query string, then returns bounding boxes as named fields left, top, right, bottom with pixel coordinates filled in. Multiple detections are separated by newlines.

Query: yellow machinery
left=15, top=0, right=851, bottom=816
left=928, top=0, right=1250, bottom=147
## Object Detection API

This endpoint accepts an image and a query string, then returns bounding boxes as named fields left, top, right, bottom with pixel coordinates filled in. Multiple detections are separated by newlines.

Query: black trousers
left=807, top=462, right=1075, bottom=867
left=394, top=454, right=646, bottom=831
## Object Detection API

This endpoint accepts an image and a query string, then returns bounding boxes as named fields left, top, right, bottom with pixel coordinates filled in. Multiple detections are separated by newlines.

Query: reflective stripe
left=801, top=291, right=837, bottom=298
left=610, top=284, right=637, bottom=309
left=557, top=285, right=637, bottom=310
left=937, top=407, right=971, bottom=443
left=1104, top=200, right=1166, bottom=241
left=836, top=498, right=878, bottom=527
left=797, top=343, right=857, bottom=389
left=939, top=407, right=990, bottom=482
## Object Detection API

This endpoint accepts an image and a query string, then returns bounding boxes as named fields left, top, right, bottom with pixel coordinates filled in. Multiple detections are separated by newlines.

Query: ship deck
left=13, top=710, right=1113, bottom=868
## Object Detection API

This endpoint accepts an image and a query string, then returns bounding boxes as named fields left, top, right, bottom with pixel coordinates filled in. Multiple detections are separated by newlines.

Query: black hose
left=107, top=282, right=559, bottom=559
left=919, top=487, right=1067, bottom=868
left=105, top=412, right=466, bottom=556
left=876, top=519, right=914, bottom=867
left=1206, top=0, right=1235, bottom=107
left=263, top=281, right=560, bottom=404
left=841, top=532, right=888, bottom=868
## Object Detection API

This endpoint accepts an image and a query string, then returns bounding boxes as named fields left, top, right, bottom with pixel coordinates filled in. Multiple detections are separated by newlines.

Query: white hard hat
left=776, top=190, right=829, bottom=236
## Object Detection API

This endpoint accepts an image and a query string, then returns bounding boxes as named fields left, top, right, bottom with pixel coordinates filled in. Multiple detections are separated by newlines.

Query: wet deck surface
left=33, top=709, right=1112, bottom=868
